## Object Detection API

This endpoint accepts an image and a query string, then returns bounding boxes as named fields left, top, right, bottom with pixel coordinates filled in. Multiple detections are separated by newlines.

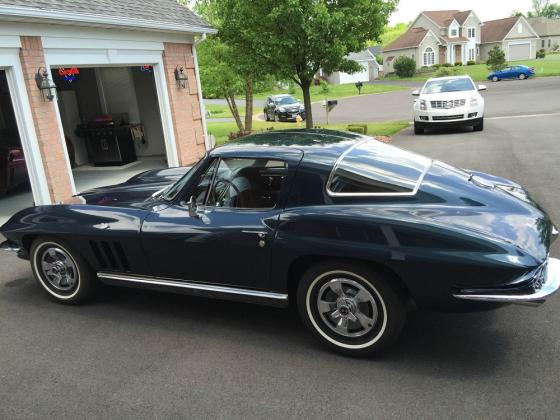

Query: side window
left=205, top=158, right=288, bottom=209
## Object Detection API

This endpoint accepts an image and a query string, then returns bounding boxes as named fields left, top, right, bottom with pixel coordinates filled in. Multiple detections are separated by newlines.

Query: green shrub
left=441, top=62, right=453, bottom=67
left=454, top=61, right=463, bottom=66
left=432, top=63, right=442, bottom=69
left=466, top=60, right=476, bottom=66
left=393, top=56, right=416, bottom=78
left=347, top=124, right=368, bottom=135
left=486, top=45, right=507, bottom=71
left=375, top=54, right=383, bottom=64
left=319, top=79, right=330, bottom=94
left=536, top=48, right=546, bottom=59
left=435, top=67, right=460, bottom=77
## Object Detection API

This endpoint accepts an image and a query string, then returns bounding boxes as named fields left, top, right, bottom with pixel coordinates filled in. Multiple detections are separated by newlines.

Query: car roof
left=210, top=129, right=363, bottom=160
left=270, top=94, right=296, bottom=99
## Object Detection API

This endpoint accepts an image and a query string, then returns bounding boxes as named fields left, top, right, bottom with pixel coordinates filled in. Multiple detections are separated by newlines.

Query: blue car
left=488, top=65, right=535, bottom=81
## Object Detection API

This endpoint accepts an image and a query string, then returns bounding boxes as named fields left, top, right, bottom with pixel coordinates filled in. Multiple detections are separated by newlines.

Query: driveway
left=311, top=76, right=560, bottom=123
left=1, top=115, right=560, bottom=418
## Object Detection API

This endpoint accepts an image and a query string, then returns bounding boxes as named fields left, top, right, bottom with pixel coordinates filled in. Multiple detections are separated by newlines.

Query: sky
left=389, top=0, right=535, bottom=25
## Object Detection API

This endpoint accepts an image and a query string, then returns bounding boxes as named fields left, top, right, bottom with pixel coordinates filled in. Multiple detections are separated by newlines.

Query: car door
left=264, top=97, right=273, bottom=118
left=141, top=151, right=302, bottom=289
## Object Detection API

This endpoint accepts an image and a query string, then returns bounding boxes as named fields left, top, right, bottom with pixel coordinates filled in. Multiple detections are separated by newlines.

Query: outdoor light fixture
left=174, top=65, right=189, bottom=89
left=35, top=67, right=57, bottom=101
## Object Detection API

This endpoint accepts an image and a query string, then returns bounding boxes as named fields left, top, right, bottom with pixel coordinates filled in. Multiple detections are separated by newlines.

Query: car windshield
left=423, top=78, right=475, bottom=94
left=275, top=96, right=298, bottom=105
left=162, top=156, right=206, bottom=201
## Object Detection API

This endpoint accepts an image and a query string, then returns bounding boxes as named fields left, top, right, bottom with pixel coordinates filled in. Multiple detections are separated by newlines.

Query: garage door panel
left=508, top=43, right=530, bottom=61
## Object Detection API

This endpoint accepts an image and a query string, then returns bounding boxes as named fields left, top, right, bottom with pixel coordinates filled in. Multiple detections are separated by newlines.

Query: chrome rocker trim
left=97, top=272, right=289, bottom=308
left=453, top=258, right=560, bottom=306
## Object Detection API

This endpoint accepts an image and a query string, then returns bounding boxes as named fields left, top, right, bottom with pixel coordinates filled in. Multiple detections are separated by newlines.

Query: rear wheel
left=297, top=261, right=406, bottom=357
left=519, top=73, right=526, bottom=80
left=473, top=118, right=484, bottom=132
left=30, top=237, right=97, bottom=304
left=414, top=122, right=424, bottom=135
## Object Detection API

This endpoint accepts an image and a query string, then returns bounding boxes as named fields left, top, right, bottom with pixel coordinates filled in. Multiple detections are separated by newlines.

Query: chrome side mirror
left=187, top=195, right=199, bottom=218
left=478, top=84, right=487, bottom=91
left=411, top=89, right=420, bottom=96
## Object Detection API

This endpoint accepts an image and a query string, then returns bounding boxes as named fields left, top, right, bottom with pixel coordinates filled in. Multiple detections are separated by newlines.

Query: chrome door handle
left=242, top=230, right=268, bottom=239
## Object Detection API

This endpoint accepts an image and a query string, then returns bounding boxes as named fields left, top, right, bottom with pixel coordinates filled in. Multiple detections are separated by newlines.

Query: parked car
left=488, top=65, right=535, bottom=82
left=0, top=145, right=27, bottom=196
left=1, top=130, right=559, bottom=357
left=412, top=75, right=486, bottom=134
left=264, top=94, right=306, bottom=122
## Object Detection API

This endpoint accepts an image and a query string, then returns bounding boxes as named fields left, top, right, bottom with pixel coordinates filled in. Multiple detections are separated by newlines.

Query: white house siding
left=540, top=36, right=560, bottom=51
left=412, top=15, right=440, bottom=37
left=383, top=47, right=417, bottom=73
left=462, top=14, right=481, bottom=61
left=418, top=33, right=440, bottom=67
left=338, top=61, right=370, bottom=84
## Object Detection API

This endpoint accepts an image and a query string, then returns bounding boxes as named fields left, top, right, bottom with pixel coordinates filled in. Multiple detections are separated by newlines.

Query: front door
left=141, top=154, right=301, bottom=289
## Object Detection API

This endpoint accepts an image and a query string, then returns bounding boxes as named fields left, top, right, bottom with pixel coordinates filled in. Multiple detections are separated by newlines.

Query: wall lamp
left=35, top=67, right=57, bottom=102
left=174, top=65, right=189, bottom=90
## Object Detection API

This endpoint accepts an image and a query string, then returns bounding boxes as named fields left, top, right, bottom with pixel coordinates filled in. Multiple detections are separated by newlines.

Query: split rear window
left=327, top=140, right=431, bottom=196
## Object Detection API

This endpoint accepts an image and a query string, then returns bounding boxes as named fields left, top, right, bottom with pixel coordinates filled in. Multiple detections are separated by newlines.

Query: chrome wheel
left=40, top=246, right=78, bottom=291
left=316, top=278, right=378, bottom=338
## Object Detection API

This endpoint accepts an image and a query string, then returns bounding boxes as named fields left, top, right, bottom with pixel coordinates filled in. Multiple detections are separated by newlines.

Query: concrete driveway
left=311, top=76, right=560, bottom=123
left=1, top=109, right=560, bottom=418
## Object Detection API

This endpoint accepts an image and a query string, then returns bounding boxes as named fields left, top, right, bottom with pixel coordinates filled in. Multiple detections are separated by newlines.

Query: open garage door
left=508, top=43, right=531, bottom=61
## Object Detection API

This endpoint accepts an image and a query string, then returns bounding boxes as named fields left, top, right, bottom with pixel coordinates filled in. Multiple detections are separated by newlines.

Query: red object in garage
left=0, top=145, right=27, bottom=196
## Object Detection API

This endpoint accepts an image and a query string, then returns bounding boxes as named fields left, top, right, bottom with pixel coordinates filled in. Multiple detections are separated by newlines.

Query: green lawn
left=385, top=54, right=560, bottom=82
left=253, top=82, right=406, bottom=102
left=207, top=120, right=409, bottom=145
left=206, top=104, right=245, bottom=118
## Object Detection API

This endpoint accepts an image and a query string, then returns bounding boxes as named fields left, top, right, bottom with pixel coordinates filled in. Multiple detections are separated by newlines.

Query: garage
left=508, top=42, right=531, bottom=61
left=0, top=69, right=33, bottom=223
left=52, top=65, right=169, bottom=193
left=338, top=61, right=370, bottom=84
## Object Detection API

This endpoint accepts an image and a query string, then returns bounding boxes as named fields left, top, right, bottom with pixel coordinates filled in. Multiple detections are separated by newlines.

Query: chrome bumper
left=454, top=258, right=560, bottom=306
left=0, top=240, right=20, bottom=253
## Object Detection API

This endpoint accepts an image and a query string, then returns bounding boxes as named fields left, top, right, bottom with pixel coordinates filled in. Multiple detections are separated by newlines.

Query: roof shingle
left=481, top=16, right=520, bottom=43
left=384, top=27, right=428, bottom=52
left=0, top=0, right=213, bottom=31
left=423, top=10, right=472, bottom=26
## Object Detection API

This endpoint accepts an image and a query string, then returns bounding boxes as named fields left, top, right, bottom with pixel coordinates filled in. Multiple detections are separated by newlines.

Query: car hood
left=78, top=166, right=190, bottom=206
left=420, top=91, right=477, bottom=101
left=418, top=161, right=555, bottom=263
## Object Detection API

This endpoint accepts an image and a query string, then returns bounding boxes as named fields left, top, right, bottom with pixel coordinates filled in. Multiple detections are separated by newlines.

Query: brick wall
left=19, top=36, right=74, bottom=203
left=162, top=42, right=206, bottom=166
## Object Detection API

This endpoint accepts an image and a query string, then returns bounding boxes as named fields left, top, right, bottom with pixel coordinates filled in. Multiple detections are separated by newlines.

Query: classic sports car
left=1, top=129, right=559, bottom=357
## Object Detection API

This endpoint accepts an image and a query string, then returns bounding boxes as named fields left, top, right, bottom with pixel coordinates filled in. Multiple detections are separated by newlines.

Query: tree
left=486, top=45, right=507, bottom=71
left=215, top=0, right=397, bottom=128
left=393, top=56, right=416, bottom=78
left=542, top=3, right=560, bottom=17
left=381, top=22, right=409, bottom=47
left=526, top=0, right=560, bottom=17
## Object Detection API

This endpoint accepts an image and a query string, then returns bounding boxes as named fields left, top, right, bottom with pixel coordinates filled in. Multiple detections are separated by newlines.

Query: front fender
left=1, top=204, right=153, bottom=274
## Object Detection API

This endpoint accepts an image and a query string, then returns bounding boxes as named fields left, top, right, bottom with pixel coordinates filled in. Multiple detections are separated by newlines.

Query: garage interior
left=0, top=69, right=33, bottom=225
left=53, top=65, right=168, bottom=192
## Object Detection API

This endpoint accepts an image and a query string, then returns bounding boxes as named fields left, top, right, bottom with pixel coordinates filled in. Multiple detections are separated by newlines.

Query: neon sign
left=58, top=67, right=80, bottom=83
left=140, top=65, right=153, bottom=73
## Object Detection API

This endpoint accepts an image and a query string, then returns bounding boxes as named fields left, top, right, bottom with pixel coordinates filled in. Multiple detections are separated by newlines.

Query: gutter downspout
left=193, top=33, right=211, bottom=150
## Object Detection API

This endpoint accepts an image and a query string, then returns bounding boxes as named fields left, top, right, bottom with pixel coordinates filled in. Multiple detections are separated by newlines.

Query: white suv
left=412, top=75, right=486, bottom=134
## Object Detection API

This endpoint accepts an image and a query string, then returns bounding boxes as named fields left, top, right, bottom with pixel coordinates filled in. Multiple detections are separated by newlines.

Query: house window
left=517, top=23, right=523, bottom=33
left=451, top=29, right=458, bottom=37
left=549, top=39, right=552, bottom=48
left=468, top=48, right=475, bottom=61
left=423, top=47, right=435, bottom=66
left=467, top=28, right=476, bottom=38
left=542, top=39, right=546, bottom=48
left=476, top=46, right=480, bottom=56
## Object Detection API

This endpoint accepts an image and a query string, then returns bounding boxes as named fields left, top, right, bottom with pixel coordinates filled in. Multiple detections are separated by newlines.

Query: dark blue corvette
left=1, top=129, right=558, bottom=356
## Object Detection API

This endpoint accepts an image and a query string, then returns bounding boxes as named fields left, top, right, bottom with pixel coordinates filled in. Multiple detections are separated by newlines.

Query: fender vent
left=89, top=240, right=131, bottom=272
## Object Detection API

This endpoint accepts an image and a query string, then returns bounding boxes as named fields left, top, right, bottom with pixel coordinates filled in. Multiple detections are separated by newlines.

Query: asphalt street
left=1, top=81, right=560, bottom=418
left=312, top=76, right=560, bottom=123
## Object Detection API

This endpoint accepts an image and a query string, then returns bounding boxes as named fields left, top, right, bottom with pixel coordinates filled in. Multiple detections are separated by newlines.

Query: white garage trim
left=0, top=45, right=51, bottom=205
left=507, top=40, right=532, bottom=61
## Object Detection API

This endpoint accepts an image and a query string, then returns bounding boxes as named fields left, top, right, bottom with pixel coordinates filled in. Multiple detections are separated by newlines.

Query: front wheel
left=519, top=73, right=526, bottom=80
left=414, top=122, right=424, bottom=135
left=264, top=110, right=270, bottom=121
left=297, top=261, right=406, bottom=357
left=30, top=237, right=97, bottom=304
left=492, top=76, right=499, bottom=82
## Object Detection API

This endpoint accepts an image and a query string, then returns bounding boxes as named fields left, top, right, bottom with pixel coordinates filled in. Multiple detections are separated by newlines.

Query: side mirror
left=187, top=195, right=199, bottom=218
left=411, top=89, right=420, bottom=96
left=478, top=84, right=487, bottom=91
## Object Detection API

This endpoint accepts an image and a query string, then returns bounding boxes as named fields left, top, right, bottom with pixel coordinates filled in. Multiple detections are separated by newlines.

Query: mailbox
left=355, top=81, right=363, bottom=94
left=326, top=99, right=338, bottom=112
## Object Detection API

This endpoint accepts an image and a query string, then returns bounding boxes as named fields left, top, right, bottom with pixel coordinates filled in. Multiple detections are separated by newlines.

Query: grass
left=207, top=120, right=410, bottom=145
left=385, top=54, right=560, bottom=82
left=253, top=82, right=406, bottom=102
left=206, top=104, right=245, bottom=118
